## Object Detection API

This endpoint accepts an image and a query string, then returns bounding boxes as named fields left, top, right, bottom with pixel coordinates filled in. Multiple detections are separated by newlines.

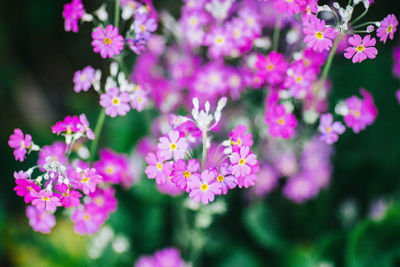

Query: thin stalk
left=89, top=108, right=106, bottom=166
left=351, top=7, right=369, bottom=25
left=201, top=131, right=207, bottom=170
left=352, top=21, right=377, bottom=29
left=114, top=0, right=120, bottom=28
left=272, top=16, right=282, bottom=51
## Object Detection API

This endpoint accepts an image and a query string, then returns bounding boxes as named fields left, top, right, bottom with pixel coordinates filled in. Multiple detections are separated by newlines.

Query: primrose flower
left=153, top=248, right=185, bottom=267
left=318, top=113, right=345, bottom=145
left=303, top=15, right=337, bottom=52
left=204, top=26, right=232, bottom=58
left=157, top=130, right=188, bottom=161
left=63, top=0, right=85, bottom=33
left=145, top=152, right=173, bottom=184
left=376, top=14, right=398, bottom=43
left=133, top=12, right=158, bottom=37
left=100, top=87, right=131, bottom=117
left=171, top=159, right=200, bottom=192
left=188, top=170, right=222, bottom=204
left=344, top=34, right=378, bottom=63
left=73, top=66, right=95, bottom=93
left=273, top=0, right=304, bottom=15
left=8, top=129, right=32, bottom=162
left=214, top=163, right=237, bottom=195
left=191, top=97, right=227, bottom=132
left=229, top=124, right=253, bottom=152
left=77, top=114, right=95, bottom=140
left=91, top=25, right=124, bottom=58
left=253, top=165, right=280, bottom=196
left=265, top=104, right=298, bottom=139
left=230, top=146, right=258, bottom=178
left=88, top=187, right=117, bottom=214
left=54, top=183, right=82, bottom=208
left=255, top=52, right=288, bottom=86
left=69, top=168, right=103, bottom=195
left=94, top=149, right=131, bottom=184
left=38, top=142, right=67, bottom=171
left=14, top=179, right=40, bottom=203
left=283, top=174, right=319, bottom=204
left=26, top=206, right=56, bottom=234
left=52, top=115, right=81, bottom=135
left=130, top=90, right=148, bottom=111
left=32, top=190, right=62, bottom=213
left=71, top=204, right=106, bottom=235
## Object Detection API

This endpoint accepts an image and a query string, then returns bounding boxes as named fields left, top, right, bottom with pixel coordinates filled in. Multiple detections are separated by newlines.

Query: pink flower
left=38, top=142, right=67, bottom=171
left=188, top=170, right=222, bottom=204
left=88, top=187, right=117, bottom=214
left=8, top=129, right=32, bottom=162
left=133, top=12, right=158, bottom=36
left=156, top=175, right=184, bottom=196
left=229, top=124, right=253, bottom=152
left=253, top=165, right=280, bottom=196
left=255, top=52, right=288, bottom=86
left=14, top=179, right=40, bottom=203
left=230, top=146, right=258, bottom=178
left=130, top=90, right=148, bottom=111
left=171, top=159, right=200, bottom=192
left=145, top=152, right=172, bottom=184
left=318, top=113, right=345, bottom=144
left=344, top=88, right=378, bottom=133
left=284, top=62, right=317, bottom=99
left=266, top=104, right=298, bottom=139
left=157, top=130, right=188, bottom=161
left=153, top=248, right=185, bottom=267
left=376, top=14, right=398, bottom=43
left=62, top=0, right=84, bottom=33
left=26, top=206, right=56, bottom=234
left=303, top=15, right=337, bottom=52
left=14, top=170, right=30, bottom=180
left=204, top=26, right=233, bottom=58
left=69, top=168, right=103, bottom=195
left=100, top=87, right=131, bottom=117
left=94, top=149, right=131, bottom=184
left=393, top=47, right=400, bottom=78
left=54, top=183, right=82, bottom=208
left=91, top=25, right=124, bottom=58
left=78, top=114, right=95, bottom=140
left=32, top=190, right=62, bottom=213
left=283, top=174, right=319, bottom=203
left=71, top=204, right=106, bottom=235
left=344, top=34, right=378, bottom=63
left=51, top=115, right=80, bottom=135
left=274, top=0, right=305, bottom=15
left=214, top=163, right=237, bottom=195
left=73, top=66, right=95, bottom=92
left=396, top=89, right=400, bottom=104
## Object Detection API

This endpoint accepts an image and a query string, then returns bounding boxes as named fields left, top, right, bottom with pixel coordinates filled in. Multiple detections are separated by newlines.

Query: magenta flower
left=156, top=175, right=184, bottom=196
left=88, top=187, right=117, bottom=214
left=396, top=89, right=400, bottom=105
left=273, top=0, right=304, bottom=15
left=255, top=52, right=288, bottom=86
left=188, top=170, right=222, bottom=204
left=38, top=142, right=67, bottom=171
left=26, top=206, right=56, bottom=234
left=14, top=179, right=40, bottom=203
left=171, top=159, right=200, bottom=192
left=133, top=12, right=158, bottom=37
left=284, top=62, right=317, bottom=99
left=8, top=129, right=32, bottom=162
left=153, top=248, right=185, bottom=267
left=204, top=26, right=233, bottom=58
left=54, top=183, right=82, bottom=208
left=230, top=146, right=258, bottom=178
left=62, top=0, right=84, bottom=33
left=253, top=165, right=280, bottom=197
left=78, top=114, right=95, bottom=140
left=229, top=124, right=253, bottom=152
left=376, top=14, right=398, bottom=43
left=94, top=149, right=130, bottom=184
left=145, top=152, right=172, bottom=184
left=71, top=204, right=106, bottom=235
left=318, top=113, right=345, bottom=145
left=32, top=190, right=62, bottom=213
left=344, top=89, right=378, bottom=133
left=91, top=25, right=124, bottom=58
left=51, top=115, right=80, bottom=135
left=303, top=15, right=337, bottom=52
left=157, top=130, right=188, bottom=161
left=214, top=163, right=237, bottom=195
left=344, top=34, right=378, bottom=63
left=100, top=87, right=131, bottom=117
left=14, top=170, right=30, bottom=180
left=283, top=174, right=318, bottom=204
left=69, top=168, right=103, bottom=195
left=73, top=66, right=95, bottom=93
left=393, top=47, right=400, bottom=78
left=265, top=104, right=298, bottom=139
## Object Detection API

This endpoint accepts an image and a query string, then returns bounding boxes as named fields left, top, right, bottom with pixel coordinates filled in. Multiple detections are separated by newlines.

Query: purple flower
left=69, top=168, right=103, bottom=195
left=229, top=124, right=253, bottom=152
left=145, top=152, right=172, bottom=184
left=171, top=159, right=200, bottom=192
left=214, top=163, right=237, bottom=195
left=54, top=183, right=82, bottom=208
left=8, top=129, right=32, bottom=162
left=255, top=52, right=288, bottom=86
left=153, top=247, right=185, bottom=267
left=204, top=26, right=232, bottom=58
left=274, top=0, right=304, bottom=15
left=32, top=190, right=62, bottom=212
left=14, top=179, right=40, bottom=203
left=100, top=87, right=131, bottom=117
left=188, top=170, right=222, bottom=204
left=157, top=130, right=188, bottom=161
left=51, top=115, right=81, bottom=135
left=26, top=206, right=56, bottom=234
left=318, top=113, right=345, bottom=144
left=62, top=0, right=84, bottom=33
left=88, top=187, right=117, bottom=214
left=78, top=113, right=95, bottom=140
left=93, top=149, right=132, bottom=184
left=376, top=14, right=398, bottom=43
left=344, top=34, right=378, bottom=63
left=73, top=66, right=95, bottom=93
left=133, top=13, right=158, bottom=37
left=253, top=165, right=280, bottom=197
left=91, top=25, right=124, bottom=58
left=71, top=204, right=107, bottom=235
left=283, top=174, right=319, bottom=204
left=265, top=103, right=297, bottom=139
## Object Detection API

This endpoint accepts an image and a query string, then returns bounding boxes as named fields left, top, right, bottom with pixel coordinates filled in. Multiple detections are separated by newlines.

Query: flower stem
left=351, top=6, right=369, bottom=25
left=272, top=16, right=282, bottom=51
left=201, top=131, right=207, bottom=171
left=89, top=108, right=106, bottom=166
left=114, top=0, right=120, bottom=28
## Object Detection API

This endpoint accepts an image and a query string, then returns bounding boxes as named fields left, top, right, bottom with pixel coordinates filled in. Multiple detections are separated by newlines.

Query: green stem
left=272, top=16, right=282, bottom=51
left=114, top=0, right=120, bottom=28
left=201, top=131, right=207, bottom=171
left=89, top=108, right=106, bottom=166
left=352, top=21, right=377, bottom=29
left=351, top=7, right=369, bottom=25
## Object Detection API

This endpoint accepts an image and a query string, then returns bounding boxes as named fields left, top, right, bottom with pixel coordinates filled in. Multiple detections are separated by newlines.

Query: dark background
left=1, top=0, right=400, bottom=266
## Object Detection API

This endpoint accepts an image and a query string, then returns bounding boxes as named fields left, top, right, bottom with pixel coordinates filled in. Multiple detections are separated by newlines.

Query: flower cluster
left=135, top=247, right=185, bottom=267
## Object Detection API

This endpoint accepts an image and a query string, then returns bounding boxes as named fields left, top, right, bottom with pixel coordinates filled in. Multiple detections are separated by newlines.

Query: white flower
left=191, top=97, right=227, bottom=132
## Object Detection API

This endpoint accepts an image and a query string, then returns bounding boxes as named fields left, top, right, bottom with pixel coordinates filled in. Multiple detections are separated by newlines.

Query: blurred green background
left=1, top=0, right=400, bottom=266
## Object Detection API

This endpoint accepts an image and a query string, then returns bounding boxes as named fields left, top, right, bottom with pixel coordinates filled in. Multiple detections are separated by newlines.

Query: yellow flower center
left=295, top=76, right=303, bottom=83
left=63, top=192, right=70, bottom=197
left=387, top=25, right=393, bottom=33
left=140, top=25, right=145, bottom=33
left=20, top=141, right=25, bottom=149
left=190, top=19, right=197, bottom=25
left=306, top=6, right=311, bottom=14
left=315, top=32, right=323, bottom=40
left=184, top=171, right=191, bottom=179
left=106, top=167, right=113, bottom=174
left=170, top=143, right=177, bottom=150
left=138, top=98, right=142, bottom=102
left=237, top=138, right=242, bottom=146
left=81, top=173, right=89, bottom=183
left=217, top=175, right=224, bottom=182
left=80, top=74, right=86, bottom=81
left=42, top=197, right=50, bottom=201
left=28, top=186, right=33, bottom=191
left=84, top=214, right=90, bottom=220
left=216, top=37, right=224, bottom=44
left=157, top=163, right=162, bottom=170
left=201, top=183, right=208, bottom=191
left=353, top=110, right=361, bottom=118
left=267, top=64, right=275, bottom=71
left=66, top=127, right=72, bottom=135
left=104, top=37, right=112, bottom=45
left=304, top=59, right=311, bottom=67
left=112, top=97, right=120, bottom=105
left=356, top=45, right=365, bottom=52
left=239, top=158, right=245, bottom=165
left=277, top=118, right=285, bottom=125
left=247, top=18, right=254, bottom=25
left=96, top=197, right=103, bottom=206
left=234, top=29, right=241, bottom=38
left=326, top=126, right=332, bottom=133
